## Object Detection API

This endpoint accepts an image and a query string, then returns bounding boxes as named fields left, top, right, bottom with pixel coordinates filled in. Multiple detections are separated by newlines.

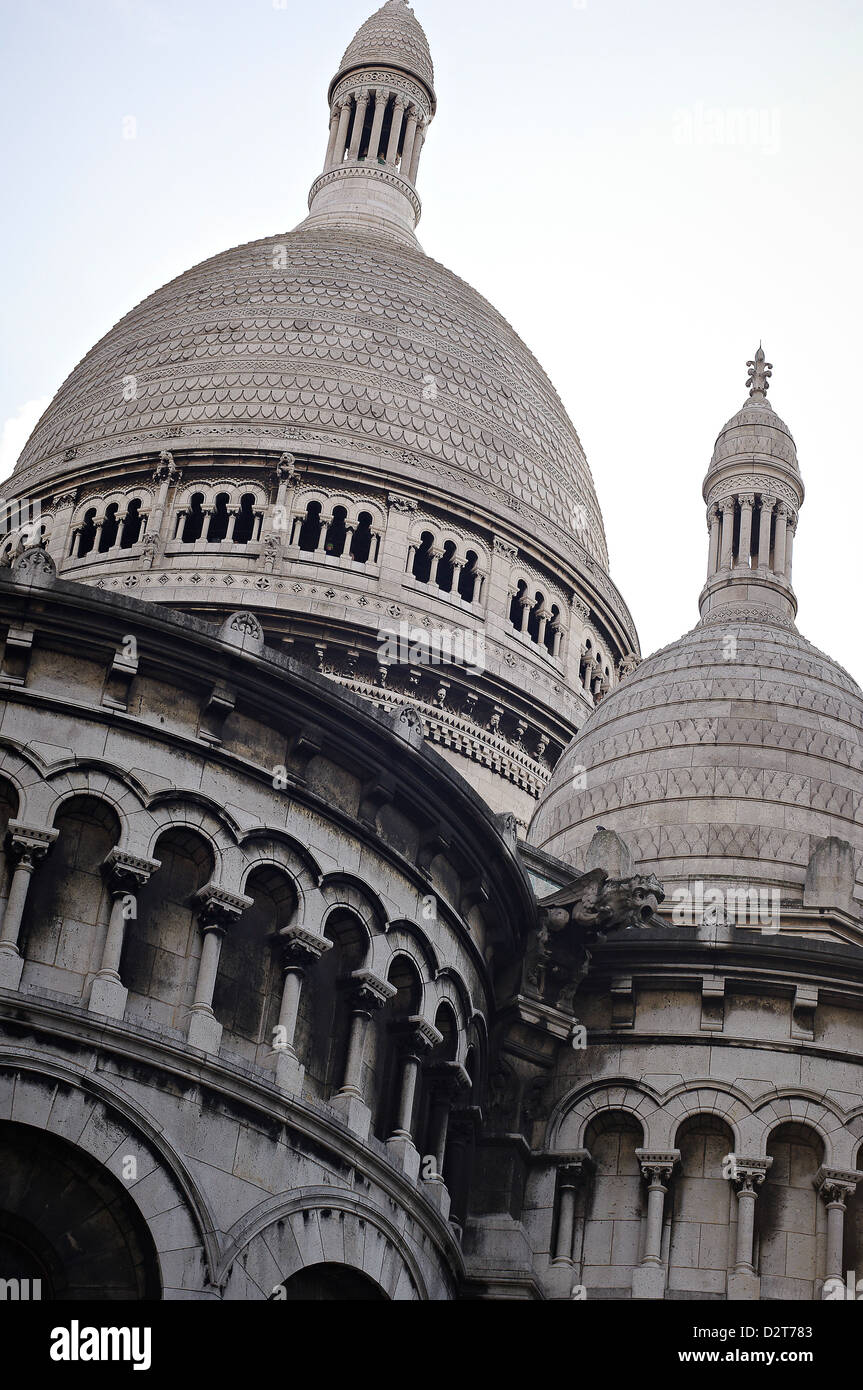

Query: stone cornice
left=307, top=163, right=422, bottom=221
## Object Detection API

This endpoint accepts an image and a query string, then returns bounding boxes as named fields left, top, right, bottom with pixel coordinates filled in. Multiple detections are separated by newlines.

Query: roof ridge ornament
left=746, top=344, right=773, bottom=400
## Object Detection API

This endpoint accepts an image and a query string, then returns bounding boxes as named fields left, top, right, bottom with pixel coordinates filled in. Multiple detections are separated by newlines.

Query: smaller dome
left=707, top=396, right=800, bottom=484
left=333, top=1, right=435, bottom=97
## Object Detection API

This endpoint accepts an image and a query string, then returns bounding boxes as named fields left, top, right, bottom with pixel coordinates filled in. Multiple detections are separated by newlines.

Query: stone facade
left=1, top=2, right=860, bottom=1304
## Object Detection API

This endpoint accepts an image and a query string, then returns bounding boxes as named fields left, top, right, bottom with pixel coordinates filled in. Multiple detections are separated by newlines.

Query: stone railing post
left=0, top=824, right=58, bottom=990
left=88, top=849, right=160, bottom=1019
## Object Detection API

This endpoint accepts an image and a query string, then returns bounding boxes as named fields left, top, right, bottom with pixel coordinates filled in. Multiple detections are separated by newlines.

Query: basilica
left=0, top=0, right=861, bottom=1301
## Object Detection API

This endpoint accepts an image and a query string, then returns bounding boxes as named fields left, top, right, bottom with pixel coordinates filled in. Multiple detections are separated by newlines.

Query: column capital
left=730, top=1156, right=772, bottom=1191
left=737, top=493, right=755, bottom=508
left=425, top=1059, right=471, bottom=1100
left=276, top=923, right=332, bottom=968
left=7, top=821, right=58, bottom=865
left=816, top=1166, right=862, bottom=1204
left=759, top=492, right=777, bottom=509
left=102, top=847, right=160, bottom=893
left=194, top=883, right=253, bottom=931
left=556, top=1150, right=592, bottom=1185
left=391, top=1013, right=442, bottom=1054
left=719, top=498, right=736, bottom=515
left=635, top=1148, right=680, bottom=1184
left=349, top=967, right=397, bottom=1012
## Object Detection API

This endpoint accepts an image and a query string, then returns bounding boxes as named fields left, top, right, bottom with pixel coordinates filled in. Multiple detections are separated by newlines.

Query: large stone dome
left=13, top=223, right=608, bottom=570
left=530, top=610, right=863, bottom=907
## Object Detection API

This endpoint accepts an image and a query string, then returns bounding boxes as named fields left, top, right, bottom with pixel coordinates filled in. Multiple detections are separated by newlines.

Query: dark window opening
left=233, top=494, right=256, bottom=545
left=435, top=540, right=457, bottom=593
left=181, top=494, right=205, bottom=543
left=412, top=532, right=435, bottom=583
left=458, top=550, right=478, bottom=603
left=77, top=509, right=98, bottom=558
left=350, top=512, right=374, bottom=564
left=325, top=506, right=348, bottom=557
left=299, top=501, right=323, bottom=553
left=206, top=493, right=230, bottom=543
left=120, top=499, right=144, bottom=549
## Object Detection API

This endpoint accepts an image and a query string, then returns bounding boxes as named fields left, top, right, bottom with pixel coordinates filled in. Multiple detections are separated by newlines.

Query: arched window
left=324, top=506, right=348, bottom=557
left=458, top=551, right=479, bottom=603
left=273, top=1264, right=388, bottom=1301
left=181, top=494, right=205, bottom=543
left=123, top=829, right=215, bottom=1032
left=509, top=579, right=528, bottom=630
left=298, top=501, right=323, bottom=553
left=527, top=591, right=544, bottom=643
left=212, top=866, right=297, bottom=1068
left=350, top=512, right=375, bottom=564
left=232, top=494, right=256, bottom=545
left=76, top=509, right=98, bottom=557
left=20, top=796, right=121, bottom=1000
left=578, top=1111, right=645, bottom=1294
left=98, top=503, right=120, bottom=553
left=206, top=493, right=230, bottom=543
left=759, top=1123, right=826, bottom=1299
left=668, top=1116, right=736, bottom=1296
left=435, top=541, right=457, bottom=594
left=300, top=910, right=367, bottom=1101
left=120, top=499, right=144, bottom=549
left=412, top=532, right=435, bottom=583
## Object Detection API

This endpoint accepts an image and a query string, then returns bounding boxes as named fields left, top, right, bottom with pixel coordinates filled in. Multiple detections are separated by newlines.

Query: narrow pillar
left=552, top=1166, right=581, bottom=1264
left=420, top=1061, right=470, bottom=1218
left=386, top=1015, right=441, bottom=1179
left=271, top=925, right=331, bottom=1095
left=330, top=98, right=353, bottom=168
left=817, top=1169, right=859, bottom=1288
left=88, top=849, right=160, bottom=1019
left=785, top=511, right=797, bottom=582
left=330, top=969, right=396, bottom=1139
left=399, top=108, right=419, bottom=175
left=366, top=88, right=388, bottom=163
left=187, top=885, right=252, bottom=1054
left=706, top=505, right=721, bottom=576
left=407, top=122, right=426, bottom=183
left=385, top=96, right=408, bottom=166
left=46, top=493, right=77, bottom=569
left=718, top=499, right=736, bottom=570
left=324, top=105, right=341, bottom=169
left=737, top=493, right=754, bottom=568
left=518, top=594, right=531, bottom=633
left=0, top=825, right=58, bottom=990
left=347, top=89, right=370, bottom=160
left=774, top=502, right=789, bottom=577
left=632, top=1150, right=678, bottom=1299
left=726, top=1157, right=771, bottom=1299
left=757, top=494, right=775, bottom=569
left=536, top=608, right=550, bottom=647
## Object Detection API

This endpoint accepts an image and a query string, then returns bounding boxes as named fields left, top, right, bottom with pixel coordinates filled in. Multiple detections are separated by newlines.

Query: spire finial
left=746, top=344, right=773, bottom=400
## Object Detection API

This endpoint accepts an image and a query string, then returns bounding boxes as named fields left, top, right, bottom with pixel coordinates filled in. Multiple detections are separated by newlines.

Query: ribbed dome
left=529, top=616, right=863, bottom=905
left=13, top=224, right=609, bottom=568
left=333, top=0, right=435, bottom=95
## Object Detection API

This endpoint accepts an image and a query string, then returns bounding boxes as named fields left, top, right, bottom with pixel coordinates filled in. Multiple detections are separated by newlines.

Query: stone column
left=187, top=885, right=252, bottom=1054
left=718, top=499, right=736, bottom=571
left=330, top=98, right=353, bottom=168
left=421, top=1061, right=470, bottom=1217
left=347, top=89, right=370, bottom=160
left=367, top=88, right=388, bottom=163
left=817, top=1168, right=860, bottom=1290
left=270, top=924, right=331, bottom=1095
left=0, top=824, right=58, bottom=990
left=774, top=502, right=789, bottom=578
left=386, top=1015, right=441, bottom=1179
left=785, top=511, right=798, bottom=583
left=399, top=107, right=420, bottom=175
left=552, top=1159, right=588, bottom=1265
left=518, top=592, right=532, bottom=633
left=88, top=849, right=160, bottom=1019
left=632, top=1150, right=679, bottom=1299
left=330, top=969, right=396, bottom=1139
left=725, top=1157, right=771, bottom=1299
left=407, top=121, right=426, bottom=183
left=737, top=494, right=755, bottom=568
left=706, top=505, right=721, bottom=576
left=47, top=492, right=78, bottom=569
left=385, top=97, right=408, bottom=166
left=757, top=494, right=775, bottom=569
left=324, top=104, right=341, bottom=169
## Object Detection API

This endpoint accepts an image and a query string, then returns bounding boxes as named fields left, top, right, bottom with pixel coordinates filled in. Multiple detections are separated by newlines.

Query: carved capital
left=7, top=821, right=58, bottom=868
left=387, top=493, right=418, bottom=513
left=349, top=968, right=397, bottom=1012
left=194, top=883, right=253, bottom=931
left=737, top=493, right=755, bottom=509
left=636, top=1149, right=680, bottom=1185
left=730, top=1156, right=772, bottom=1193
left=816, top=1166, right=862, bottom=1206
left=493, top=537, right=518, bottom=562
left=102, top=847, right=160, bottom=894
left=277, top=924, right=332, bottom=968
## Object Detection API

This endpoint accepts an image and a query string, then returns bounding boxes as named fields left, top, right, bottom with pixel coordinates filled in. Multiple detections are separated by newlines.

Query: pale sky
left=2, top=0, right=861, bottom=678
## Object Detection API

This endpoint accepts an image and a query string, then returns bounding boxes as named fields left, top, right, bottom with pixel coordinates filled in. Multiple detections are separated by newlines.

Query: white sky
left=2, top=0, right=861, bottom=677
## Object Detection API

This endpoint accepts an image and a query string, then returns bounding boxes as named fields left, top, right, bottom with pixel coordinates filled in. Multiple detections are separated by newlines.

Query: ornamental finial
left=746, top=344, right=773, bottom=399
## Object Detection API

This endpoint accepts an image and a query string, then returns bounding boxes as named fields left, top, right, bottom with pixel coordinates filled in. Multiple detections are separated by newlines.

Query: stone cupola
left=305, top=0, right=436, bottom=246
left=699, top=347, right=805, bottom=625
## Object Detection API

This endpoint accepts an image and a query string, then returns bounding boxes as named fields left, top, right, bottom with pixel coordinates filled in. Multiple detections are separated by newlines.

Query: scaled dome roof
left=529, top=615, right=863, bottom=906
left=333, top=0, right=435, bottom=94
left=13, top=223, right=610, bottom=569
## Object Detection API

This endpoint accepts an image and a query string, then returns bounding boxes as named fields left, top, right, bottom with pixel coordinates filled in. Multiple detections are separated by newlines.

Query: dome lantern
left=699, top=348, right=804, bottom=626
left=305, top=1, right=436, bottom=247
